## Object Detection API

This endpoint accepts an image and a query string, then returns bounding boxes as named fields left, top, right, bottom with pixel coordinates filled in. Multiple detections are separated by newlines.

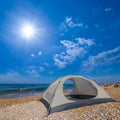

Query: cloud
left=31, top=54, right=35, bottom=57
left=0, top=71, right=43, bottom=84
left=65, top=17, right=83, bottom=28
left=54, top=37, right=94, bottom=69
left=60, top=17, right=83, bottom=31
left=27, top=65, right=45, bottom=74
left=44, top=62, right=49, bottom=67
left=53, top=58, right=67, bottom=68
left=0, top=71, right=26, bottom=83
left=38, top=51, right=42, bottom=56
left=26, top=69, right=40, bottom=78
left=82, top=47, right=120, bottom=72
left=31, top=51, right=42, bottom=57
left=76, top=38, right=94, bottom=46
left=105, top=8, right=112, bottom=12
left=28, top=65, right=36, bottom=69
left=39, top=66, right=45, bottom=72
left=5, top=71, right=21, bottom=78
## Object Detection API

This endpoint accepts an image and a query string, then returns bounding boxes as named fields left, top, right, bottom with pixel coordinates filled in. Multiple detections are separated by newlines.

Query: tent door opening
left=63, top=79, right=97, bottom=100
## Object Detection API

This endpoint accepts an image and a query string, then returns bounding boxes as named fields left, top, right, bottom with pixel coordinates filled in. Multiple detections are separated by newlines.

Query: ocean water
left=0, top=84, right=49, bottom=99
left=0, top=84, right=74, bottom=99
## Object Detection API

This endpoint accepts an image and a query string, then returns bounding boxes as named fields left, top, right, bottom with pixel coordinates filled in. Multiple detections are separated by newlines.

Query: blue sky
left=0, top=0, right=120, bottom=84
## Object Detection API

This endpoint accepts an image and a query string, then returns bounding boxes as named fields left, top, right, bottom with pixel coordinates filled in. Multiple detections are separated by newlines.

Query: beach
left=0, top=85, right=120, bottom=120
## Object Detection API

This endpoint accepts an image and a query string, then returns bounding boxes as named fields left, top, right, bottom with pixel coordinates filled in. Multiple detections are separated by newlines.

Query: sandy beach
left=0, top=85, right=120, bottom=120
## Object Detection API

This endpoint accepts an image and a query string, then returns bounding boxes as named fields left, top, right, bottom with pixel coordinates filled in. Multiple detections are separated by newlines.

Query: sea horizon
left=0, top=83, right=74, bottom=99
left=0, top=84, right=50, bottom=99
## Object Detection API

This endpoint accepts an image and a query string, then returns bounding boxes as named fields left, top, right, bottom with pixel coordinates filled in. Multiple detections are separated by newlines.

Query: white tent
left=42, top=75, right=113, bottom=114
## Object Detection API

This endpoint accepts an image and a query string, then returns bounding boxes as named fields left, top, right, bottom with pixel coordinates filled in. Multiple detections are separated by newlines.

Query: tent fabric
left=43, top=75, right=113, bottom=114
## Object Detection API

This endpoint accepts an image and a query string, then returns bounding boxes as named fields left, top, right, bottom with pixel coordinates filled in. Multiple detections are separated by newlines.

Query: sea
left=0, top=84, right=74, bottom=99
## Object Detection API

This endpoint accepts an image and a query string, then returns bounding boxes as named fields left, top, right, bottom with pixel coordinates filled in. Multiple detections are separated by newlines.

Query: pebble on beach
left=0, top=101, right=120, bottom=120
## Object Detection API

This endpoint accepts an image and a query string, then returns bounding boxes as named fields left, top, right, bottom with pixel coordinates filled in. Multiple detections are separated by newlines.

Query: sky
left=0, top=0, right=120, bottom=84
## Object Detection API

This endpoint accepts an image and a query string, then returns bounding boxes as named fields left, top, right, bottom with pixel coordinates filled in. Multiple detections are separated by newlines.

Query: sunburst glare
left=20, top=23, right=36, bottom=40
left=21, top=24, right=35, bottom=39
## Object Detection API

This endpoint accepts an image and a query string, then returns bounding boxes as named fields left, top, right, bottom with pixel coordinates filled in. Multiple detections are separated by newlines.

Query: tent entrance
left=63, top=79, right=97, bottom=100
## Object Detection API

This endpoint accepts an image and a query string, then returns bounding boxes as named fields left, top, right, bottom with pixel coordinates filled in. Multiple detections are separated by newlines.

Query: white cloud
left=27, top=65, right=45, bottom=74
left=54, top=58, right=67, bottom=69
left=54, top=37, right=94, bottom=69
left=28, top=65, right=36, bottom=69
left=39, top=66, right=45, bottom=72
left=60, top=17, right=83, bottom=31
left=5, top=71, right=21, bottom=78
left=31, top=51, right=42, bottom=57
left=65, top=17, right=83, bottom=28
left=44, top=62, right=49, bottom=67
left=31, top=54, right=35, bottom=57
left=0, top=71, right=26, bottom=83
left=76, top=38, right=94, bottom=46
left=0, top=71, right=43, bottom=84
left=38, top=51, right=42, bottom=56
left=82, top=47, right=120, bottom=72
left=105, top=8, right=112, bottom=12
left=26, top=69, right=40, bottom=78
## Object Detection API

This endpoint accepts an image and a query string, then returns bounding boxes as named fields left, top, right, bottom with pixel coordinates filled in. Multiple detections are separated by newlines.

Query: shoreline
left=0, top=85, right=120, bottom=108
left=0, top=85, right=120, bottom=120
left=0, top=92, right=43, bottom=99
left=0, top=95, right=42, bottom=108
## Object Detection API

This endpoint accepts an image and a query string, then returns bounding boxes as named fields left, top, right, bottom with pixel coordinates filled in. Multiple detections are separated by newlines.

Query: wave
left=0, top=87, right=46, bottom=95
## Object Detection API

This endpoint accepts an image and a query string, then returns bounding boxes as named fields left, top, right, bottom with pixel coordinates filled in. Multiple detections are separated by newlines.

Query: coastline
left=0, top=84, right=49, bottom=99
left=0, top=84, right=120, bottom=108
left=0, top=85, right=120, bottom=120
left=0, top=95, right=42, bottom=108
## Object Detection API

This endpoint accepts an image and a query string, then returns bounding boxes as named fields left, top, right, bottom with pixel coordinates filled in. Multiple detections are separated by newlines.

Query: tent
left=42, top=75, right=113, bottom=114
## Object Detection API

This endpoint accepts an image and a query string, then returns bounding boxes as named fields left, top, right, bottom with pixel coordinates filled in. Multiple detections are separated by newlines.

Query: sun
left=21, top=24, right=36, bottom=40
left=15, top=19, right=44, bottom=41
